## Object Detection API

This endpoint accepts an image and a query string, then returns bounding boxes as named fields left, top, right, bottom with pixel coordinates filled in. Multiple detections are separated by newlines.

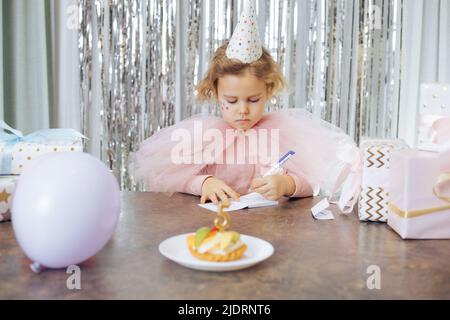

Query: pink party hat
left=226, top=0, right=263, bottom=64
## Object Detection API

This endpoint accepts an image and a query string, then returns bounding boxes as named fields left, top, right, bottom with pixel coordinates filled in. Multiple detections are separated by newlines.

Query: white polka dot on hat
left=226, top=0, right=263, bottom=64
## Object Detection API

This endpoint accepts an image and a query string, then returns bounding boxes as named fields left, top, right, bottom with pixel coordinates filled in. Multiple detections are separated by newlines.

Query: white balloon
left=11, top=152, right=121, bottom=269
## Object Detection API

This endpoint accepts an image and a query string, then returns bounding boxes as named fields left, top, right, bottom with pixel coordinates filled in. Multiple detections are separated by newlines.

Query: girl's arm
left=184, top=174, right=213, bottom=196
left=285, top=171, right=314, bottom=198
left=251, top=171, right=314, bottom=200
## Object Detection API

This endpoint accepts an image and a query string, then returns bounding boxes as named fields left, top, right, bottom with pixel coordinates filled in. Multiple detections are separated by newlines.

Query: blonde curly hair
left=197, top=43, right=286, bottom=102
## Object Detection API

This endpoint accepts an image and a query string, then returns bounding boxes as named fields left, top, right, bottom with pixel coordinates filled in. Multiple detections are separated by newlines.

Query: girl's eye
left=249, top=99, right=260, bottom=103
left=226, top=100, right=237, bottom=104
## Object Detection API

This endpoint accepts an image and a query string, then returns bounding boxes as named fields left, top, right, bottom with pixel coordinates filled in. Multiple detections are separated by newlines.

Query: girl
left=130, top=1, right=361, bottom=209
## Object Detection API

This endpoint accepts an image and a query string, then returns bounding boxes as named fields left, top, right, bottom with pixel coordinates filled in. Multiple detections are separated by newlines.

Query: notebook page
left=197, top=192, right=278, bottom=212
left=198, top=201, right=248, bottom=212
left=239, top=192, right=278, bottom=208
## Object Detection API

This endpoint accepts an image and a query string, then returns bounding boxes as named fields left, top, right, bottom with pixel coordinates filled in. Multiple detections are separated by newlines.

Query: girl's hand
left=250, top=174, right=296, bottom=201
left=200, top=177, right=240, bottom=204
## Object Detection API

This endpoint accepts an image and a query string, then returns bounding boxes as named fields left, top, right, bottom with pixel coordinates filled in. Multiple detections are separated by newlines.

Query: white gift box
left=417, top=83, right=450, bottom=152
left=0, top=142, right=83, bottom=175
left=0, top=175, right=18, bottom=222
left=358, top=139, right=408, bottom=222
left=388, top=149, right=450, bottom=239
left=1, top=121, right=85, bottom=175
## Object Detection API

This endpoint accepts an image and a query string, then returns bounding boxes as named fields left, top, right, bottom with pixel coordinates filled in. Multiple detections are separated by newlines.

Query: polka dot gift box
left=417, top=83, right=450, bottom=152
left=0, top=120, right=85, bottom=175
left=0, top=176, right=17, bottom=222
left=226, top=0, right=262, bottom=64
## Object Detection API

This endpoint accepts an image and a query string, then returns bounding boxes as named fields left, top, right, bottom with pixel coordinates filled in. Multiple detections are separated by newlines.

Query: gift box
left=388, top=149, right=450, bottom=239
left=0, top=120, right=85, bottom=175
left=417, top=83, right=450, bottom=152
left=0, top=175, right=18, bottom=222
left=358, top=139, right=408, bottom=222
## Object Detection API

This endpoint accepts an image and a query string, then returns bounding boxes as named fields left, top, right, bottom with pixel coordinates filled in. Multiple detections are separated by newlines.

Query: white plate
left=159, top=233, right=274, bottom=272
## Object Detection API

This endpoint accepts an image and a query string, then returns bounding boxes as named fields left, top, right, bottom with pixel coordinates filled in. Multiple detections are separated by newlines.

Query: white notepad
left=198, top=192, right=278, bottom=212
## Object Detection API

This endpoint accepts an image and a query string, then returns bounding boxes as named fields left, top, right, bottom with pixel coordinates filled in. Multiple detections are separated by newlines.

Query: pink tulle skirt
left=129, top=108, right=362, bottom=208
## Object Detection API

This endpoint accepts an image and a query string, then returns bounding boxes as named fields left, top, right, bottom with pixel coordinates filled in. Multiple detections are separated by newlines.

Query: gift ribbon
left=420, top=114, right=450, bottom=148
left=388, top=171, right=450, bottom=218
left=311, top=160, right=362, bottom=216
left=0, top=120, right=86, bottom=174
left=431, top=117, right=450, bottom=144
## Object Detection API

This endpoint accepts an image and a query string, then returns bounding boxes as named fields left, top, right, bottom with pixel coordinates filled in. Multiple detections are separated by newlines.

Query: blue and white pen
left=263, top=150, right=296, bottom=177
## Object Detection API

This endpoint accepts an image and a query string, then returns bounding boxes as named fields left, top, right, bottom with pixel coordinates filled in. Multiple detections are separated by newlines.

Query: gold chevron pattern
left=364, top=146, right=388, bottom=168
left=366, top=148, right=375, bottom=167
left=359, top=186, right=388, bottom=222
left=366, top=186, right=374, bottom=220
left=375, top=150, right=386, bottom=168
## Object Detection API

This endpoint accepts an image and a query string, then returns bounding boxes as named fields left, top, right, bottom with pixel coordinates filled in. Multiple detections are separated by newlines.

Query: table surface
left=1, top=191, right=450, bottom=299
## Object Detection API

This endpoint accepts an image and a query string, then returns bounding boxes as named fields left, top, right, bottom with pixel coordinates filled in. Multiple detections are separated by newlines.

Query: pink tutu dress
left=129, top=108, right=362, bottom=210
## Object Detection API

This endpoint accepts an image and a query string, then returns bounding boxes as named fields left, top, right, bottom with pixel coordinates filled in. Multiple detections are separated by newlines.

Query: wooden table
left=1, top=192, right=449, bottom=299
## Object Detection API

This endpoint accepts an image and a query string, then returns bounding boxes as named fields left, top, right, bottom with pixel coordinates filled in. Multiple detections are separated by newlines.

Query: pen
left=248, top=150, right=296, bottom=193
left=263, top=150, right=296, bottom=177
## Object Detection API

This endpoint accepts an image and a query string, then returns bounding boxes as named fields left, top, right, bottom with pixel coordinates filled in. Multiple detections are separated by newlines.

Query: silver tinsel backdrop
left=79, top=0, right=403, bottom=190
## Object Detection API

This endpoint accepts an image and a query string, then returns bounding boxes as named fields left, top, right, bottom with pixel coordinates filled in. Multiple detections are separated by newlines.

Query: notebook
left=198, top=192, right=278, bottom=212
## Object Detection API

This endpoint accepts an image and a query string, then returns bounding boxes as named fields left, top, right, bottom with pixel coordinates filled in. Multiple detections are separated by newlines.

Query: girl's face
left=217, top=70, right=269, bottom=131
